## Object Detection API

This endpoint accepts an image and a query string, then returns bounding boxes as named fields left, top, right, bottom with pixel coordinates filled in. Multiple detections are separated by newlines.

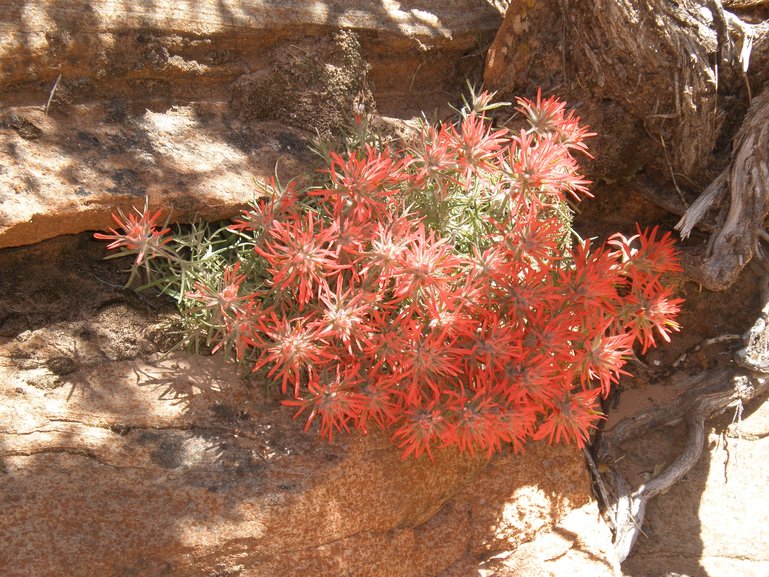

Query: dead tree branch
left=594, top=271, right=769, bottom=561
left=676, top=87, right=769, bottom=290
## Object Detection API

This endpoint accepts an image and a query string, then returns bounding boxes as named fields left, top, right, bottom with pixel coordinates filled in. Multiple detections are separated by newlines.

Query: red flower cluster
left=98, top=91, right=683, bottom=459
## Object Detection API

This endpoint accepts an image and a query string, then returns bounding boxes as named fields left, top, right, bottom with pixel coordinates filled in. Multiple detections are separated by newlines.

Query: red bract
left=495, top=400, right=539, bottom=453
left=254, top=313, right=332, bottom=396
left=186, top=262, right=252, bottom=320
left=577, top=332, right=634, bottom=397
left=516, top=89, right=596, bottom=155
left=283, top=365, right=368, bottom=441
left=609, top=225, right=683, bottom=278
left=356, top=376, right=400, bottom=433
left=420, top=292, right=475, bottom=338
left=450, top=111, right=508, bottom=181
left=443, top=386, right=505, bottom=457
left=394, top=223, right=465, bottom=301
left=469, top=244, right=508, bottom=284
left=410, top=123, right=460, bottom=192
left=97, top=89, right=684, bottom=460
left=255, top=211, right=338, bottom=308
left=228, top=199, right=275, bottom=235
left=622, top=283, right=684, bottom=353
left=513, top=213, right=563, bottom=265
left=523, top=309, right=575, bottom=363
left=462, top=314, right=522, bottom=376
left=319, top=145, right=405, bottom=222
left=392, top=403, right=448, bottom=459
left=359, top=214, right=418, bottom=283
left=363, top=309, right=408, bottom=371
left=502, top=266, right=560, bottom=318
left=534, top=389, right=603, bottom=448
left=561, top=240, right=622, bottom=323
left=213, top=299, right=268, bottom=361
left=317, top=279, right=374, bottom=354
left=389, top=318, right=464, bottom=404
left=94, top=206, right=173, bottom=265
left=504, top=129, right=591, bottom=203
left=504, top=356, right=559, bottom=407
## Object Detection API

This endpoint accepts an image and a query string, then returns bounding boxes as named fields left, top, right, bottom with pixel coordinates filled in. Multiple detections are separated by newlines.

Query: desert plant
left=95, top=89, right=683, bottom=458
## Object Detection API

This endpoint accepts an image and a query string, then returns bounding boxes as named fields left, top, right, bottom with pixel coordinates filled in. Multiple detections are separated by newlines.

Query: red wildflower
left=318, top=145, right=405, bottom=222
left=255, top=211, right=338, bottom=308
left=513, top=214, right=562, bottom=265
left=186, top=262, right=253, bottom=320
left=442, top=381, right=506, bottom=457
left=393, top=223, right=465, bottom=300
left=95, top=88, right=684, bottom=460
left=503, top=356, right=558, bottom=407
left=253, top=313, right=332, bottom=395
left=560, top=240, right=622, bottom=323
left=450, top=111, right=508, bottom=181
left=211, top=298, right=267, bottom=361
left=228, top=200, right=275, bottom=235
left=282, top=364, right=367, bottom=441
left=461, top=314, right=522, bottom=376
left=501, top=266, right=559, bottom=319
left=392, top=402, right=447, bottom=459
left=622, top=283, right=683, bottom=353
left=388, top=318, right=464, bottom=404
left=495, top=400, right=539, bottom=453
left=316, top=279, right=374, bottom=354
left=469, top=243, right=508, bottom=284
left=363, top=309, right=403, bottom=368
left=516, top=89, right=596, bottom=155
left=576, top=332, right=634, bottom=397
left=523, top=308, right=575, bottom=363
left=409, top=123, right=461, bottom=196
left=356, top=375, right=400, bottom=433
left=534, top=388, right=603, bottom=448
left=419, top=291, right=475, bottom=339
left=608, top=225, right=683, bottom=280
left=510, top=129, right=592, bottom=203
left=359, top=213, right=419, bottom=285
left=267, top=176, right=302, bottom=216
left=94, top=205, right=173, bottom=265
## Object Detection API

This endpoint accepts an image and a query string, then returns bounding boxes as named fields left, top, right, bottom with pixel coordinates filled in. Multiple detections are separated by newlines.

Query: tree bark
left=559, top=0, right=722, bottom=178
left=676, top=87, right=769, bottom=289
left=487, top=0, right=769, bottom=290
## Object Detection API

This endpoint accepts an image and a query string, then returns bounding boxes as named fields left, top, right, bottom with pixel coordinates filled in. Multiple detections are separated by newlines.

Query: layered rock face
left=0, top=0, right=503, bottom=248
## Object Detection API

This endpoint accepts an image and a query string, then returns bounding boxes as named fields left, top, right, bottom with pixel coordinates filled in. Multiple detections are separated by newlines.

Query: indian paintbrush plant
left=95, top=89, right=683, bottom=459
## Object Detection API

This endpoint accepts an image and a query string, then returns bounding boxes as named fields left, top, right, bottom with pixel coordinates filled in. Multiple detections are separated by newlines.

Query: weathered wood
left=558, top=0, right=721, bottom=178
left=535, top=0, right=769, bottom=290
left=677, top=87, right=769, bottom=290
left=594, top=275, right=769, bottom=561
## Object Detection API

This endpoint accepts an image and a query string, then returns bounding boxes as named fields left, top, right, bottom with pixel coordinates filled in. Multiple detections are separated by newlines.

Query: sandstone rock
left=230, top=30, right=374, bottom=137
left=620, top=395, right=769, bottom=577
left=478, top=502, right=621, bottom=577
left=0, top=1, right=504, bottom=114
left=0, top=102, right=317, bottom=249
left=0, top=234, right=620, bottom=577
left=0, top=0, right=505, bottom=249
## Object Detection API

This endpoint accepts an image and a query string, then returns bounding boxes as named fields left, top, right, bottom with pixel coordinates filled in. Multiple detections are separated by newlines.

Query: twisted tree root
left=593, top=368, right=768, bottom=562
left=589, top=288, right=769, bottom=562
left=676, top=86, right=769, bottom=290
